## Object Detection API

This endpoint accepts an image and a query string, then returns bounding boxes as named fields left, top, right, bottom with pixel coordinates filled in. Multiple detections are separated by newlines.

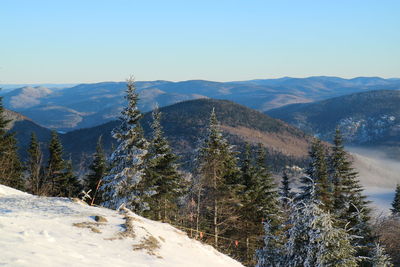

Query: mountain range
left=3, top=76, right=400, bottom=131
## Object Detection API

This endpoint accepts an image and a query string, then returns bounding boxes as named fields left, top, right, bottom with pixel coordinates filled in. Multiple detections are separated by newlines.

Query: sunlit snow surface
left=0, top=185, right=243, bottom=267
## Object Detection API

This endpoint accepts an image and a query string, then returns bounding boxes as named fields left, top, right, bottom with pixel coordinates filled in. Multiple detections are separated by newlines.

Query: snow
left=0, top=185, right=243, bottom=267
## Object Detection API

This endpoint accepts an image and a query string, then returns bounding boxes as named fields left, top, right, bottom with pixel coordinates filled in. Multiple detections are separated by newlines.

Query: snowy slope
left=0, top=185, right=243, bottom=267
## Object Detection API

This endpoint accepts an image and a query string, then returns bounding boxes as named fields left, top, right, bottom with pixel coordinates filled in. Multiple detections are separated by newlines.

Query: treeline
left=1, top=82, right=400, bottom=266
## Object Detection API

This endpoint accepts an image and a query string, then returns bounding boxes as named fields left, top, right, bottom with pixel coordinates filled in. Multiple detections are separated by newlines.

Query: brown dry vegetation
left=221, top=125, right=310, bottom=157
left=373, top=216, right=400, bottom=266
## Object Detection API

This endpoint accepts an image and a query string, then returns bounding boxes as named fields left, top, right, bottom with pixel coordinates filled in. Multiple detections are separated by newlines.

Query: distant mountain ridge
left=266, top=90, right=400, bottom=158
left=3, top=76, right=400, bottom=131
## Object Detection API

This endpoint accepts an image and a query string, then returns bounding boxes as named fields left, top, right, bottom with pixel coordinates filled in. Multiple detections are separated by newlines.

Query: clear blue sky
left=1, top=0, right=399, bottom=83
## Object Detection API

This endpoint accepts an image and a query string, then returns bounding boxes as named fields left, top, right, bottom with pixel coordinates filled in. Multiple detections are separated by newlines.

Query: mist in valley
left=347, top=146, right=400, bottom=214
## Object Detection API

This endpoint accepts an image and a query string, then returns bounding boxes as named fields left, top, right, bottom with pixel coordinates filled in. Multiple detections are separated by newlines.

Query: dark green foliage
left=239, top=143, right=281, bottom=265
left=298, top=139, right=332, bottom=210
left=62, top=160, right=82, bottom=197
left=328, top=130, right=374, bottom=265
left=144, top=107, right=186, bottom=221
left=391, top=184, right=400, bottom=216
left=196, top=109, right=242, bottom=249
left=84, top=136, right=107, bottom=205
left=280, top=171, right=293, bottom=208
left=26, top=133, right=45, bottom=195
left=253, top=143, right=281, bottom=228
left=47, top=131, right=66, bottom=196
left=46, top=131, right=81, bottom=197
left=0, top=95, right=23, bottom=190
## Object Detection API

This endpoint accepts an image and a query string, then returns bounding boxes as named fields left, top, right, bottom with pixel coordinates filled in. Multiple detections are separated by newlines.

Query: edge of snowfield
left=0, top=185, right=243, bottom=267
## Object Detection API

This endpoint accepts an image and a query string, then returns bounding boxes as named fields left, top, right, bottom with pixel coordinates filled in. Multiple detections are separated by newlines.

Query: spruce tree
left=370, top=243, right=393, bottom=267
left=391, top=184, right=400, bottom=216
left=298, top=138, right=332, bottom=210
left=62, top=159, right=81, bottom=197
left=329, top=129, right=373, bottom=261
left=280, top=171, right=294, bottom=208
left=285, top=181, right=358, bottom=267
left=196, top=108, right=241, bottom=248
left=26, top=133, right=44, bottom=195
left=100, top=78, right=149, bottom=211
left=256, top=219, right=282, bottom=267
left=238, top=143, right=280, bottom=265
left=253, top=143, right=281, bottom=228
left=46, top=130, right=67, bottom=196
left=0, top=95, right=23, bottom=190
left=144, top=107, right=186, bottom=221
left=84, top=136, right=107, bottom=205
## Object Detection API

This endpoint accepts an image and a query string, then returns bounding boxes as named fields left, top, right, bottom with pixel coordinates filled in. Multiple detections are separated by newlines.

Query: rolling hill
left=4, top=77, right=400, bottom=131
left=266, top=90, right=400, bottom=158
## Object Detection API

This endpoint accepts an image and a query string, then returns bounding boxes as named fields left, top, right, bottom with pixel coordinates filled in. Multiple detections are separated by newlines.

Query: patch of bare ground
left=73, top=222, right=102, bottom=233
left=132, top=235, right=162, bottom=258
left=221, top=125, right=309, bottom=157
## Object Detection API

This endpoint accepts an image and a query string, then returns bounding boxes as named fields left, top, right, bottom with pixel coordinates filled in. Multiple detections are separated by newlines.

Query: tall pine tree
left=240, top=143, right=281, bottom=265
left=100, top=78, right=149, bottom=211
left=329, top=129, right=374, bottom=262
left=144, top=106, right=186, bottom=221
left=46, top=130, right=67, bottom=196
left=196, top=108, right=241, bottom=248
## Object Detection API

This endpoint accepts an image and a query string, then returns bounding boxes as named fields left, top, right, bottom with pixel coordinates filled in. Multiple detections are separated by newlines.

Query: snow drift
left=0, top=185, right=243, bottom=267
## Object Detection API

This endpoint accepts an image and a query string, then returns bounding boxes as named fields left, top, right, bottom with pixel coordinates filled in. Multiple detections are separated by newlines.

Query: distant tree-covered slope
left=9, top=99, right=312, bottom=172
left=267, top=90, right=400, bottom=149
left=59, top=99, right=311, bottom=171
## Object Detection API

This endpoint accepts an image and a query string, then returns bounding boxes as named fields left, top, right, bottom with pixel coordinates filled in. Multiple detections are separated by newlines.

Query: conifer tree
left=62, top=159, right=81, bottom=197
left=298, top=139, right=332, bottom=210
left=280, top=171, right=294, bottom=208
left=253, top=143, right=281, bottom=228
left=391, top=184, right=400, bottom=216
left=144, top=107, right=186, bottom=221
left=329, top=129, right=374, bottom=261
left=100, top=78, right=149, bottom=211
left=256, top=219, right=282, bottom=267
left=196, top=108, right=241, bottom=248
left=84, top=136, right=107, bottom=205
left=238, top=143, right=280, bottom=265
left=370, top=243, right=393, bottom=267
left=0, top=95, right=23, bottom=190
left=46, top=130, right=67, bottom=196
left=26, top=133, right=44, bottom=195
left=285, top=180, right=358, bottom=267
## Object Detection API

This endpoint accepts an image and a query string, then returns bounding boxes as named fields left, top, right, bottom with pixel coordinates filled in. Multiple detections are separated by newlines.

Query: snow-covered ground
left=0, top=185, right=243, bottom=267
left=349, top=147, right=400, bottom=215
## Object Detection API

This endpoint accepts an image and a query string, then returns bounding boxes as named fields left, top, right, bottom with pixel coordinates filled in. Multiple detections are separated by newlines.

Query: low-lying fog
left=348, top=147, right=400, bottom=215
